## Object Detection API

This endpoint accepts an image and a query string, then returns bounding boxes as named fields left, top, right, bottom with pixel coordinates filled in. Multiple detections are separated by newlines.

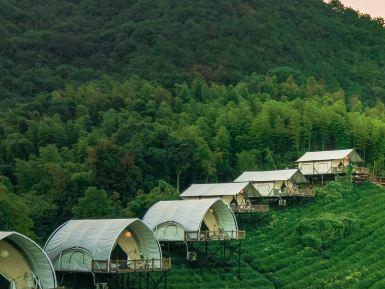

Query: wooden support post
left=238, top=240, right=242, bottom=279
left=73, top=273, right=77, bottom=289
left=205, top=239, right=208, bottom=261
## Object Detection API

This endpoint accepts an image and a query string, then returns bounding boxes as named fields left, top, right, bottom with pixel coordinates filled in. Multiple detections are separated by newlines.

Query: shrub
left=129, top=180, right=179, bottom=217
left=316, top=180, right=353, bottom=203
left=296, top=213, right=359, bottom=250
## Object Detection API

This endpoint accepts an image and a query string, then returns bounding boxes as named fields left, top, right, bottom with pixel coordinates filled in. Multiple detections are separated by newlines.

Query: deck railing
left=272, top=187, right=315, bottom=197
left=294, top=187, right=315, bottom=197
left=91, top=258, right=171, bottom=273
left=351, top=166, right=370, bottom=175
left=184, top=230, right=246, bottom=242
left=331, top=166, right=369, bottom=175
left=303, top=164, right=369, bottom=175
left=234, top=204, right=269, bottom=213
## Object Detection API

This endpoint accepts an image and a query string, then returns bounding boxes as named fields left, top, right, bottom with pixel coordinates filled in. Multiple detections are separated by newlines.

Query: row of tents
left=0, top=149, right=369, bottom=289
left=1, top=199, right=240, bottom=289
left=180, top=149, right=368, bottom=211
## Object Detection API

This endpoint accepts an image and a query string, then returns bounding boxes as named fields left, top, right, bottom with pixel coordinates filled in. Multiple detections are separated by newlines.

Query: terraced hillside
left=167, top=182, right=385, bottom=289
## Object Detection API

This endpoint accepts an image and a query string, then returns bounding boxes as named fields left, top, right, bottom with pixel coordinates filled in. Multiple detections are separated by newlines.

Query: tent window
left=281, top=183, right=287, bottom=190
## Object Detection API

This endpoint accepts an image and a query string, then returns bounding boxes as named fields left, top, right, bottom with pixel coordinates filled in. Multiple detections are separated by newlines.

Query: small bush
left=296, top=213, right=359, bottom=250
left=316, top=180, right=353, bottom=203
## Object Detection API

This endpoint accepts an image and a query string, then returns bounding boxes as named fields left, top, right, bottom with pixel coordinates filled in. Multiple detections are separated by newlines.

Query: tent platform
left=184, top=230, right=246, bottom=242
left=91, top=258, right=171, bottom=273
left=233, top=204, right=269, bottom=213
left=303, top=166, right=370, bottom=177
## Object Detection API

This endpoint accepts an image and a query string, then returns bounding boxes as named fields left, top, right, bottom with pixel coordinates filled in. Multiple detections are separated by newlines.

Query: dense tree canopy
left=1, top=0, right=385, bottom=245
left=2, top=72, right=385, bottom=240
left=1, top=0, right=385, bottom=102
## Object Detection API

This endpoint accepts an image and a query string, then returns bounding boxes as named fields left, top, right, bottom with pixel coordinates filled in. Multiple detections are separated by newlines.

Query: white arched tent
left=44, top=219, right=166, bottom=273
left=0, top=231, right=57, bottom=289
left=143, top=198, right=240, bottom=242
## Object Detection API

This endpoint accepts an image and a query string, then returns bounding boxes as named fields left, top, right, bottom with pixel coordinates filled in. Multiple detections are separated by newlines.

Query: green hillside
left=1, top=0, right=385, bottom=100
left=167, top=182, right=385, bottom=289
left=2, top=0, right=385, bottom=287
left=3, top=72, right=385, bottom=242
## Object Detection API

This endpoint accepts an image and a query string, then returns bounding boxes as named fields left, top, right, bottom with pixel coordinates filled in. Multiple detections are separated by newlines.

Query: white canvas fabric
left=252, top=182, right=275, bottom=197
left=234, top=169, right=307, bottom=183
left=44, top=219, right=162, bottom=272
left=142, top=198, right=238, bottom=241
left=180, top=182, right=256, bottom=198
left=0, top=231, right=57, bottom=289
left=296, top=149, right=363, bottom=162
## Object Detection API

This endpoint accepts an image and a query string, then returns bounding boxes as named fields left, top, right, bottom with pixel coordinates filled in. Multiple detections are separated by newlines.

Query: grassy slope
left=167, top=183, right=385, bottom=289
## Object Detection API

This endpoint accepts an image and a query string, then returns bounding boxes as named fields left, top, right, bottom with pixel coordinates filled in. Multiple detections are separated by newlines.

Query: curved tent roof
left=180, top=182, right=257, bottom=198
left=296, top=149, right=363, bottom=162
left=44, top=219, right=161, bottom=272
left=0, top=231, right=57, bottom=289
left=234, top=169, right=307, bottom=183
left=143, top=198, right=238, bottom=241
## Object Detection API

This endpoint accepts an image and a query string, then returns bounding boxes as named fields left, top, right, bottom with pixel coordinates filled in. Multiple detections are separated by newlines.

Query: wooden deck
left=233, top=204, right=269, bottom=213
left=351, top=166, right=370, bottom=175
left=272, top=187, right=315, bottom=198
left=184, top=230, right=246, bottom=242
left=287, top=188, right=315, bottom=197
left=332, top=166, right=370, bottom=175
left=91, top=258, right=171, bottom=273
left=304, top=166, right=370, bottom=176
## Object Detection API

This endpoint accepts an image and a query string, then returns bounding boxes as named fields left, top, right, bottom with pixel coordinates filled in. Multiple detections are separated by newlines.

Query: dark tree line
left=1, top=0, right=385, bottom=102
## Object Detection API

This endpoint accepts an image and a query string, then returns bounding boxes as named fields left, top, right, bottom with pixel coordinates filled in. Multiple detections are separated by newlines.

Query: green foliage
left=88, top=140, right=141, bottom=202
left=129, top=180, right=179, bottom=217
left=1, top=2, right=385, bottom=285
left=0, top=181, right=34, bottom=237
left=164, top=184, right=382, bottom=289
left=316, top=180, right=353, bottom=203
left=72, top=186, right=118, bottom=218
left=2, top=73, right=385, bottom=241
left=296, top=213, right=359, bottom=250
left=1, top=0, right=385, bottom=101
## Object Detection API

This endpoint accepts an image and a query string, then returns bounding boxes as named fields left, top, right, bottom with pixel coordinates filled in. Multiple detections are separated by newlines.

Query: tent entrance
left=111, top=244, right=127, bottom=260
left=0, top=274, right=11, bottom=289
left=202, top=208, right=221, bottom=232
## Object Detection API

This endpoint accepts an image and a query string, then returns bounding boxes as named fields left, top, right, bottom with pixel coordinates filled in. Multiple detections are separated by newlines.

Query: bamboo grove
left=2, top=73, right=385, bottom=241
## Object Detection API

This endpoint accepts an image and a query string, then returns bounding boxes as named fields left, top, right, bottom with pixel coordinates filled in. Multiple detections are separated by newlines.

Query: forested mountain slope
left=2, top=74, right=385, bottom=242
left=1, top=0, right=385, bottom=100
left=168, top=182, right=385, bottom=289
left=2, top=0, right=385, bottom=272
